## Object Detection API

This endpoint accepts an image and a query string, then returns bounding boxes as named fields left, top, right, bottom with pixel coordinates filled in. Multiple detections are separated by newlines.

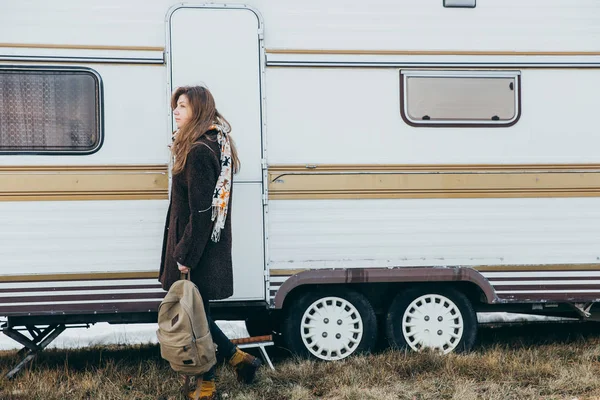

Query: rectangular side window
left=0, top=68, right=102, bottom=154
left=400, top=70, right=521, bottom=127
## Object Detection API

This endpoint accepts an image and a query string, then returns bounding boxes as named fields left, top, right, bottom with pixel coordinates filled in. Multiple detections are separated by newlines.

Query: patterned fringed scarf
left=207, top=123, right=233, bottom=242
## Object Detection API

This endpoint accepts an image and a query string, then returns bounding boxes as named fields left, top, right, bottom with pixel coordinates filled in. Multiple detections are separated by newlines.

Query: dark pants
left=202, top=297, right=237, bottom=380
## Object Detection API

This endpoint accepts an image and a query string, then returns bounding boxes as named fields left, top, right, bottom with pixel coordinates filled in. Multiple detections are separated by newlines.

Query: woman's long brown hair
left=170, top=86, right=240, bottom=175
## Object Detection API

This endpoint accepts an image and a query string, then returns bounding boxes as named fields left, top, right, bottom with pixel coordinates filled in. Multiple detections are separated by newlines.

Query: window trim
left=400, top=70, right=521, bottom=128
left=0, top=65, right=104, bottom=155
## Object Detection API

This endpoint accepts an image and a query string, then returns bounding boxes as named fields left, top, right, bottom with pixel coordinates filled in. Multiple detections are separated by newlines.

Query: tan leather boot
left=228, top=347, right=262, bottom=384
left=186, top=379, right=217, bottom=400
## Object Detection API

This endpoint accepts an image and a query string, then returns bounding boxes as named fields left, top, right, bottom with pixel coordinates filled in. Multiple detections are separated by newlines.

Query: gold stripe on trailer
left=0, top=165, right=168, bottom=201
left=266, top=49, right=600, bottom=56
left=0, top=43, right=164, bottom=52
left=268, top=164, right=600, bottom=200
left=1, top=271, right=159, bottom=282
left=269, top=269, right=307, bottom=276
left=0, top=60, right=165, bottom=66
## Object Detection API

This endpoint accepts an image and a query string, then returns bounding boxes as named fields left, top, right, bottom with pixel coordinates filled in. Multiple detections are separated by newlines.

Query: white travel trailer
left=2, top=0, right=600, bottom=376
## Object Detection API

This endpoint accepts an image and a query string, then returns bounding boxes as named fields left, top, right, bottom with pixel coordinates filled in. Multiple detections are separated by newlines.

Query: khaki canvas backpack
left=157, top=275, right=216, bottom=377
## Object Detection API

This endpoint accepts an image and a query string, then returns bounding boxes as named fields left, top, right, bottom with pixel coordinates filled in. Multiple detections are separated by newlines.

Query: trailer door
left=168, top=5, right=265, bottom=301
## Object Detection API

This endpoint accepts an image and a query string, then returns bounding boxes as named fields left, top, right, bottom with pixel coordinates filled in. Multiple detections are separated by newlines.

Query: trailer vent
left=444, top=0, right=476, bottom=8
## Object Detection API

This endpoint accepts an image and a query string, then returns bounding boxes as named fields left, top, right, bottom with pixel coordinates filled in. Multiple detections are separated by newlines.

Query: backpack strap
left=182, top=375, right=203, bottom=400
left=180, top=272, right=191, bottom=281
left=182, top=375, right=191, bottom=395
left=193, top=376, right=203, bottom=400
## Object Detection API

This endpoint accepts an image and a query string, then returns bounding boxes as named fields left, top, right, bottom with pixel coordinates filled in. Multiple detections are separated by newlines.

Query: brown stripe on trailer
left=487, top=276, right=600, bottom=282
left=498, top=292, right=600, bottom=302
left=475, top=264, right=600, bottom=272
left=0, top=291, right=165, bottom=304
left=0, top=301, right=161, bottom=315
left=0, top=284, right=163, bottom=293
left=492, top=284, right=600, bottom=291
left=271, top=267, right=600, bottom=307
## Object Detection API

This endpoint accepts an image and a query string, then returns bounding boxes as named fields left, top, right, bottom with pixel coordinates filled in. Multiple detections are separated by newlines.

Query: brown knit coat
left=158, top=131, right=234, bottom=300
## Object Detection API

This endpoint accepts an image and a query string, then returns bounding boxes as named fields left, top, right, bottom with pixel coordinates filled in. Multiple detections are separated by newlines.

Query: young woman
left=158, top=86, right=261, bottom=400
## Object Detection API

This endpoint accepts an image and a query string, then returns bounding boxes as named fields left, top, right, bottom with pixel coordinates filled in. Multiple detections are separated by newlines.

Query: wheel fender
left=273, top=266, right=497, bottom=309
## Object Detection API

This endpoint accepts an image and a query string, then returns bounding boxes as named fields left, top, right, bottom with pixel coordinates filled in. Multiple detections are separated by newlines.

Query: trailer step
left=230, top=335, right=275, bottom=370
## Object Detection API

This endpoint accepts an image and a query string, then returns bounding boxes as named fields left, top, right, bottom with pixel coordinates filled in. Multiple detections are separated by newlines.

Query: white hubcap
left=300, top=296, right=363, bottom=360
left=402, top=294, right=464, bottom=354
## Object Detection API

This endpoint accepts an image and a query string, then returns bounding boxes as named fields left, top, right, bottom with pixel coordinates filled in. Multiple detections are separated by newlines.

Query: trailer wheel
left=386, top=287, right=477, bottom=354
left=282, top=289, right=377, bottom=361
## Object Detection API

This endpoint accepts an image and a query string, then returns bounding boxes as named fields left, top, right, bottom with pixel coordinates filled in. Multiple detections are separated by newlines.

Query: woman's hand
left=177, top=263, right=190, bottom=274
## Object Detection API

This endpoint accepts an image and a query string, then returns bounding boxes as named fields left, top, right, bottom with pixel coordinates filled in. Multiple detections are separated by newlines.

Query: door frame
left=165, top=3, right=269, bottom=302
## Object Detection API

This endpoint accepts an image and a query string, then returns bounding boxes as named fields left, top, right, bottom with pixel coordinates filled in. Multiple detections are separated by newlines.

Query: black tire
left=386, top=286, right=477, bottom=353
left=282, top=289, right=378, bottom=361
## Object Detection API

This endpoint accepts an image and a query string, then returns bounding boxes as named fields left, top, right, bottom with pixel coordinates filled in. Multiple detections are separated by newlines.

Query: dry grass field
left=2, top=321, right=600, bottom=400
